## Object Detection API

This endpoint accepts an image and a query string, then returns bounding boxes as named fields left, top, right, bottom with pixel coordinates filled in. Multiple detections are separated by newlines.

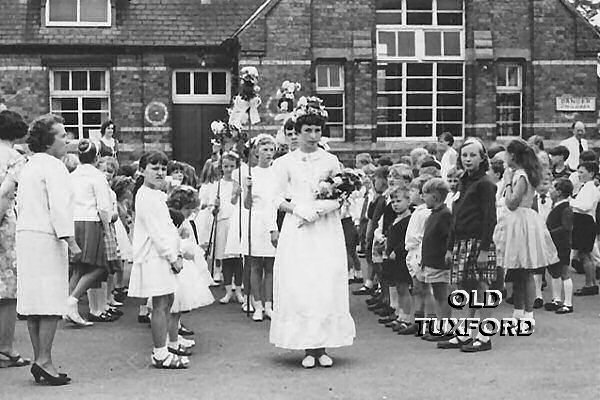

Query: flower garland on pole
left=210, top=66, right=261, bottom=317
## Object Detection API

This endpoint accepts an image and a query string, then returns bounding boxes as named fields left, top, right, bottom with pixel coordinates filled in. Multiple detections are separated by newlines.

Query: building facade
left=1, top=0, right=600, bottom=167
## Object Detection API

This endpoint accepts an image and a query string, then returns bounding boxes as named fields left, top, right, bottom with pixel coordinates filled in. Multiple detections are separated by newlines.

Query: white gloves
left=293, top=204, right=319, bottom=224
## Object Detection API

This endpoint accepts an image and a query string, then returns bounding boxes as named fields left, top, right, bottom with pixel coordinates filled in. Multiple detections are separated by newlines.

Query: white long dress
left=269, top=148, right=356, bottom=350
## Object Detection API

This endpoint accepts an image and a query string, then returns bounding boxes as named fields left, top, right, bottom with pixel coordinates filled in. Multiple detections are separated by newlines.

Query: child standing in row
left=545, top=178, right=575, bottom=313
left=420, top=178, right=452, bottom=341
left=502, top=140, right=558, bottom=328
left=397, top=176, right=433, bottom=335
left=439, top=138, right=497, bottom=352
left=128, top=151, right=188, bottom=369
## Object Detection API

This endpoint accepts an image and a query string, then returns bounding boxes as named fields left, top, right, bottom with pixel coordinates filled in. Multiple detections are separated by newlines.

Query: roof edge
left=230, top=0, right=281, bottom=39
left=559, top=0, right=600, bottom=39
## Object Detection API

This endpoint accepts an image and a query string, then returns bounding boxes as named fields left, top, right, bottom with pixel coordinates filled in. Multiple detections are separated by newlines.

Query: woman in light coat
left=15, top=114, right=81, bottom=385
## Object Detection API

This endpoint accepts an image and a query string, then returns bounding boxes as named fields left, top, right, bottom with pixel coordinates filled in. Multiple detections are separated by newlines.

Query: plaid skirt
left=450, top=238, right=497, bottom=287
left=103, top=222, right=121, bottom=274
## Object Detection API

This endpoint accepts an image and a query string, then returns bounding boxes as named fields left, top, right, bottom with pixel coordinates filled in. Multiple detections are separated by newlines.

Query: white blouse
left=70, top=164, right=112, bottom=222
left=571, top=181, right=600, bottom=220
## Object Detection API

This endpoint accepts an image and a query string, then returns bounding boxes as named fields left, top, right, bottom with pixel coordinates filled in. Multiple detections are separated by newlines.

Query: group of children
left=351, top=132, right=598, bottom=352
left=56, top=124, right=600, bottom=366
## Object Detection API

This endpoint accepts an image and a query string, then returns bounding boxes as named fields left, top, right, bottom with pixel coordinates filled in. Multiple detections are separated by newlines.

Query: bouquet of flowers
left=297, top=170, right=361, bottom=227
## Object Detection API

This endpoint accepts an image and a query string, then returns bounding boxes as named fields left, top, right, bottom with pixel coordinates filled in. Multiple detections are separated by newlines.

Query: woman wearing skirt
left=16, top=114, right=80, bottom=385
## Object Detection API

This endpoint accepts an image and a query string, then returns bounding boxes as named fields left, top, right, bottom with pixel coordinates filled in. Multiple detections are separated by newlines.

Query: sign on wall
left=555, top=96, right=596, bottom=112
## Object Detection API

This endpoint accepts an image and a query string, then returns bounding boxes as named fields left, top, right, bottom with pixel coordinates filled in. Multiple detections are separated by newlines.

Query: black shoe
left=378, top=315, right=397, bottom=324
left=437, top=337, right=473, bottom=349
left=352, top=286, right=373, bottom=296
left=461, top=339, right=492, bottom=352
left=397, top=323, right=419, bottom=335
left=178, top=324, right=194, bottom=336
left=107, top=307, right=123, bottom=317
left=505, top=296, right=514, bottom=305
left=544, top=300, right=562, bottom=311
left=88, top=312, right=118, bottom=322
left=137, top=314, right=151, bottom=324
left=376, top=306, right=395, bottom=317
left=366, top=296, right=381, bottom=306
left=17, top=313, right=27, bottom=321
left=112, top=288, right=127, bottom=304
left=422, top=333, right=453, bottom=342
left=533, top=298, right=544, bottom=309
left=574, top=285, right=599, bottom=296
left=30, top=364, right=71, bottom=386
left=555, top=305, right=574, bottom=314
left=354, top=278, right=364, bottom=284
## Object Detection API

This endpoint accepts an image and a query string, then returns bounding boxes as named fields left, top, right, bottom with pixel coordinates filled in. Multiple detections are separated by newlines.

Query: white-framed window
left=316, top=64, right=345, bottom=140
left=377, top=62, right=464, bottom=139
left=376, top=0, right=463, bottom=26
left=496, top=64, right=522, bottom=137
left=49, top=69, right=110, bottom=140
left=376, top=0, right=464, bottom=139
left=172, top=70, right=231, bottom=104
left=46, top=0, right=111, bottom=27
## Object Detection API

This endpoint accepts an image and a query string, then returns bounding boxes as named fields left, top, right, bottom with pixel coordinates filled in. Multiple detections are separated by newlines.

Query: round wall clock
left=144, top=101, right=168, bottom=126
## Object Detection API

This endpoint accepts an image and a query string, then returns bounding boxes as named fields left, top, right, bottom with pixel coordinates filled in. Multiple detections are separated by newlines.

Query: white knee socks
left=551, top=277, right=562, bottom=302
left=563, top=278, right=573, bottom=307
left=533, top=274, right=543, bottom=299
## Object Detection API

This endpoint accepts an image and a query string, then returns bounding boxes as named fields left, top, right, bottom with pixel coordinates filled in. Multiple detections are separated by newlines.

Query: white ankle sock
left=67, top=296, right=78, bottom=307
left=168, top=341, right=178, bottom=349
left=389, top=287, right=399, bottom=311
left=523, top=311, right=534, bottom=319
left=475, top=330, right=490, bottom=343
left=563, top=278, right=573, bottom=307
left=513, top=309, right=524, bottom=318
left=139, top=304, right=148, bottom=316
left=87, top=288, right=100, bottom=315
left=533, top=274, right=543, bottom=299
left=551, top=278, right=562, bottom=302
left=153, top=346, right=169, bottom=359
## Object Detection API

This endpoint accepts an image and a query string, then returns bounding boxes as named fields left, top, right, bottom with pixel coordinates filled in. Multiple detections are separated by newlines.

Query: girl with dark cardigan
left=438, top=137, right=497, bottom=352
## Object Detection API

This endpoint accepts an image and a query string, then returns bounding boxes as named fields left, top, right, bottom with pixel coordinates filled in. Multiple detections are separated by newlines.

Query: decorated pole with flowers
left=226, top=66, right=261, bottom=316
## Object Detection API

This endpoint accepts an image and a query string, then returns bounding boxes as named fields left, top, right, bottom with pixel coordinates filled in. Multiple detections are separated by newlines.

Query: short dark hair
left=579, top=161, right=599, bottom=176
left=0, top=110, right=28, bottom=141
left=580, top=150, right=598, bottom=163
left=377, top=156, right=393, bottom=167
left=78, top=139, right=99, bottom=164
left=26, top=114, right=64, bottom=153
left=294, top=113, right=327, bottom=132
left=284, top=117, right=295, bottom=131
left=167, top=160, right=185, bottom=175
left=100, top=119, right=117, bottom=137
left=548, top=145, right=570, bottom=161
left=438, top=131, right=454, bottom=146
left=145, top=151, right=169, bottom=166
left=168, top=208, right=185, bottom=228
left=554, top=178, right=573, bottom=198
left=487, top=145, right=506, bottom=160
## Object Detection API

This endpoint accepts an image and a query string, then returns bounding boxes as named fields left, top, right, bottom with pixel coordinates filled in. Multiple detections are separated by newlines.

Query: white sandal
left=301, top=355, right=316, bottom=369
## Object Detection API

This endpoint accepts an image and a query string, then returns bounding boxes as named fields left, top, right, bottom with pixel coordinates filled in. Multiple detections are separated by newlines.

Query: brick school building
left=1, top=0, right=600, bottom=167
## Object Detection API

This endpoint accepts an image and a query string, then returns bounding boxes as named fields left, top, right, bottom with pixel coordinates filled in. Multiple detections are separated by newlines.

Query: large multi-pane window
left=172, top=70, right=231, bottom=104
left=377, top=63, right=463, bottom=138
left=376, top=0, right=464, bottom=139
left=316, top=64, right=345, bottom=139
left=496, top=64, right=522, bottom=137
left=49, top=70, right=110, bottom=139
left=46, top=0, right=111, bottom=26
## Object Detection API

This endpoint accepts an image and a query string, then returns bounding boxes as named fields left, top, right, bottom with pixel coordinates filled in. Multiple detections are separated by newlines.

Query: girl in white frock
left=501, top=140, right=558, bottom=324
left=269, top=111, right=355, bottom=368
left=242, top=135, right=278, bottom=321
left=166, top=186, right=214, bottom=357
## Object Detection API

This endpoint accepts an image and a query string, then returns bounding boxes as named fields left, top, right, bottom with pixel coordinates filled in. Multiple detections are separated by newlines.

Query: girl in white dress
left=203, top=152, right=244, bottom=304
left=129, top=151, right=188, bottom=369
left=269, top=110, right=356, bottom=368
left=502, top=140, right=558, bottom=324
left=166, top=187, right=214, bottom=357
left=242, top=134, right=278, bottom=321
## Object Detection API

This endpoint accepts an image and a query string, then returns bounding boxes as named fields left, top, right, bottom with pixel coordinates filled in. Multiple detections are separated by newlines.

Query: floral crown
left=248, top=133, right=276, bottom=148
left=292, top=96, right=328, bottom=121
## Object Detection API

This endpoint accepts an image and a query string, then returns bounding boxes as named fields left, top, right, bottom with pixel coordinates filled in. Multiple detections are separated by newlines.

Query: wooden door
left=172, top=104, right=228, bottom=172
